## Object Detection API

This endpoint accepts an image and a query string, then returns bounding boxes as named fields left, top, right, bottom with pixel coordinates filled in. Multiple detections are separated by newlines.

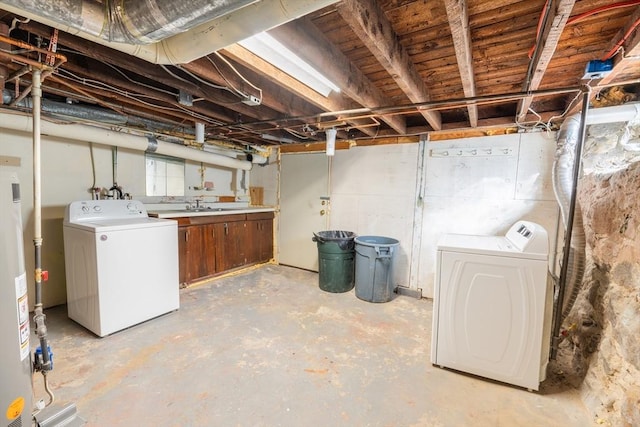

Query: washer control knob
left=81, top=206, right=89, bottom=213
left=93, top=205, right=102, bottom=212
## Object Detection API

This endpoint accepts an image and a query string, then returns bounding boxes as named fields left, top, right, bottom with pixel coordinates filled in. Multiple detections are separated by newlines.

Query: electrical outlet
left=241, top=95, right=261, bottom=106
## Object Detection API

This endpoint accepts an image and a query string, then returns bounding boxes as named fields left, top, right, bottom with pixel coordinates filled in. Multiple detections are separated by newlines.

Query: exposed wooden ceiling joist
left=335, top=0, right=442, bottom=131
left=444, top=0, right=478, bottom=128
left=220, top=45, right=378, bottom=137
left=269, top=18, right=407, bottom=134
left=517, top=0, right=575, bottom=122
left=1, top=1, right=639, bottom=147
left=565, top=5, right=640, bottom=117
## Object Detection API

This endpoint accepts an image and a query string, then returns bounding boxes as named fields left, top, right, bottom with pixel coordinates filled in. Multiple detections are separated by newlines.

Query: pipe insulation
left=552, top=102, right=640, bottom=321
left=0, top=0, right=340, bottom=64
left=0, top=111, right=252, bottom=170
left=0, top=0, right=259, bottom=44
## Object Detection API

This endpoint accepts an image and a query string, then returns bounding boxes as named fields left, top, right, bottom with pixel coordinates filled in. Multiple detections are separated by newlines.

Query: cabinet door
left=247, top=219, right=273, bottom=263
left=203, top=224, right=217, bottom=276
left=214, top=221, right=246, bottom=271
left=257, top=219, right=274, bottom=262
left=179, top=225, right=216, bottom=285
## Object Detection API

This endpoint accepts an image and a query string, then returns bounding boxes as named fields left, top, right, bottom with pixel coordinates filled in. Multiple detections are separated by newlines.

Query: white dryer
left=63, top=200, right=179, bottom=337
left=431, top=221, right=552, bottom=390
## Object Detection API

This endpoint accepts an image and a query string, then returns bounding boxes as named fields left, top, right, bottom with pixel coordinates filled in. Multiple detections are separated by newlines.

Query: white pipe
left=0, top=111, right=252, bottom=170
left=0, top=0, right=340, bottom=64
left=32, top=73, right=41, bottom=248
left=195, top=122, right=205, bottom=144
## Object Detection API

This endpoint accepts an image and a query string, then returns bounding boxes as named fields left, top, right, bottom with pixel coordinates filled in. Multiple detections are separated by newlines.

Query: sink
left=189, top=207, right=236, bottom=212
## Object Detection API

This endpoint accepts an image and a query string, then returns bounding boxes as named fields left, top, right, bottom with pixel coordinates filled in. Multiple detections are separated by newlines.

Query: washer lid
left=64, top=217, right=176, bottom=232
left=437, top=234, right=548, bottom=260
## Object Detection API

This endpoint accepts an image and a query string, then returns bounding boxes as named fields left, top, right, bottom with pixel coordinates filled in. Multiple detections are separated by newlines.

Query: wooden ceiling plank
left=336, top=0, right=442, bottom=131
left=444, top=0, right=478, bottom=127
left=565, top=6, right=640, bottom=117
left=219, top=45, right=378, bottom=137
left=269, top=19, right=407, bottom=134
left=518, top=0, right=576, bottom=121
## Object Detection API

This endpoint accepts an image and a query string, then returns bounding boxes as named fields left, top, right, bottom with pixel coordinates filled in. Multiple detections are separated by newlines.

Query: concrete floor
left=35, top=264, right=592, bottom=426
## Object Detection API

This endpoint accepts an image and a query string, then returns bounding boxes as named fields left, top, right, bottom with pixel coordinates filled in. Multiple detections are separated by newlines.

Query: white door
left=279, top=153, right=329, bottom=271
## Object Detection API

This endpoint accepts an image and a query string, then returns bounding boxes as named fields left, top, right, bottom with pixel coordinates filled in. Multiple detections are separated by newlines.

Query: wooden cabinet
left=177, top=223, right=216, bottom=285
left=176, top=211, right=274, bottom=286
left=214, top=220, right=247, bottom=272
left=246, top=212, right=274, bottom=264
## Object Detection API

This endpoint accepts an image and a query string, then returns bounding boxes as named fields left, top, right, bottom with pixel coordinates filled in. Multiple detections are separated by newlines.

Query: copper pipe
left=0, top=34, right=67, bottom=64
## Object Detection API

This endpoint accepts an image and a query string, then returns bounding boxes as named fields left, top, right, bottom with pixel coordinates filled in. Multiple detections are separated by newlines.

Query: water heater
left=0, top=171, right=32, bottom=427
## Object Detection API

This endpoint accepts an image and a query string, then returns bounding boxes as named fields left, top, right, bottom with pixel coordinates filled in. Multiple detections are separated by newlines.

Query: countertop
left=148, top=206, right=275, bottom=219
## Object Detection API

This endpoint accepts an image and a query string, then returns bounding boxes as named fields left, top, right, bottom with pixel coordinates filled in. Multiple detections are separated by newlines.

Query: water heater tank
left=0, top=171, right=32, bottom=426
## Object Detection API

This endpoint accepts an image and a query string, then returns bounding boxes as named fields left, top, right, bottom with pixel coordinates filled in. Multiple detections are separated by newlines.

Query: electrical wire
left=567, top=0, right=640, bottom=25
left=212, top=51, right=263, bottom=103
left=204, top=55, right=247, bottom=98
left=174, top=65, right=233, bottom=91
left=601, top=17, right=640, bottom=60
left=54, top=70, right=222, bottom=124
left=104, top=62, right=178, bottom=96
left=528, top=0, right=551, bottom=59
left=56, top=47, right=180, bottom=98
left=545, top=77, right=595, bottom=128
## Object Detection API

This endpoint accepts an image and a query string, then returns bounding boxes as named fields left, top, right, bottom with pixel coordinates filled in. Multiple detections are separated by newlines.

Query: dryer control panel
left=505, top=220, right=548, bottom=255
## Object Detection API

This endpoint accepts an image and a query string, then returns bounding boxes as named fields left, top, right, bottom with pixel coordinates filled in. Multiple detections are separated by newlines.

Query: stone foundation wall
left=567, top=161, right=640, bottom=426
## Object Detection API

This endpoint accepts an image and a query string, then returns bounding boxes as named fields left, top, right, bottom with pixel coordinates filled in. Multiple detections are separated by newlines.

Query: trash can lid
left=354, top=235, right=399, bottom=246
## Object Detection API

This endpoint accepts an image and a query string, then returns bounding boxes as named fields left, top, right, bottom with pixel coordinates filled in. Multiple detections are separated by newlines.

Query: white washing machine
left=431, top=221, right=552, bottom=390
left=63, top=200, right=179, bottom=337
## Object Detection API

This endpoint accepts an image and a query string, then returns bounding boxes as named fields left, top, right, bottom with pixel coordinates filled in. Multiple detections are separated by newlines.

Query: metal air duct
left=0, top=0, right=340, bottom=64
left=0, top=0, right=259, bottom=44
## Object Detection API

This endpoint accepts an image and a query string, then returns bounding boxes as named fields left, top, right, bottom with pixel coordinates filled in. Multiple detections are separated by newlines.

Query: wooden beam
left=336, top=0, right=442, bottom=131
left=444, top=0, right=478, bottom=127
left=518, top=0, right=575, bottom=121
left=219, top=45, right=378, bottom=137
left=269, top=19, right=407, bottom=134
left=60, top=61, right=237, bottom=124
left=19, top=20, right=311, bottom=124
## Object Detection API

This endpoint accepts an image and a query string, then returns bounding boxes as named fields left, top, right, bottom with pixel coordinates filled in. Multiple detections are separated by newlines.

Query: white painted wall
left=330, top=144, right=419, bottom=288
left=248, top=149, right=279, bottom=207
left=0, top=127, right=248, bottom=308
left=253, top=132, right=560, bottom=299
left=417, top=131, right=560, bottom=297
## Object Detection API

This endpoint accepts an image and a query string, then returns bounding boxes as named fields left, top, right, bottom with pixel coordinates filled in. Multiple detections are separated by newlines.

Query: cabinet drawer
left=246, top=212, right=274, bottom=221
left=189, top=213, right=246, bottom=225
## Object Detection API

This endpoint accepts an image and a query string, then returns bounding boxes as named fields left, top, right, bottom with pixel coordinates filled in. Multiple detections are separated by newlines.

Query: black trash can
left=354, top=235, right=400, bottom=302
left=312, top=230, right=356, bottom=293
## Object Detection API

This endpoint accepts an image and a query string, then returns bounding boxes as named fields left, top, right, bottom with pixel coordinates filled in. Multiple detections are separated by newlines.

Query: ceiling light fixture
left=239, top=32, right=341, bottom=97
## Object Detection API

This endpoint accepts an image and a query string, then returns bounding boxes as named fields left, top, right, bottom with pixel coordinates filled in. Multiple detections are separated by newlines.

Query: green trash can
left=312, top=230, right=356, bottom=293
left=354, top=236, right=400, bottom=303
